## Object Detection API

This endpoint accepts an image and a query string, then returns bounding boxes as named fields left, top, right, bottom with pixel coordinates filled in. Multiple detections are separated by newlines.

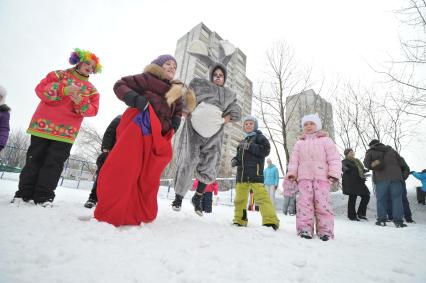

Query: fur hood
left=298, top=131, right=329, bottom=140
left=209, top=62, right=227, bottom=84
left=144, top=64, right=196, bottom=112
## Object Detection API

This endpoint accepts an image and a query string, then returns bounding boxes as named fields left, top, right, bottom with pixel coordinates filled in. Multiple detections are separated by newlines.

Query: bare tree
left=0, top=128, right=30, bottom=168
left=74, top=122, right=103, bottom=163
left=333, top=82, right=416, bottom=154
left=254, top=41, right=313, bottom=174
left=378, top=0, right=426, bottom=117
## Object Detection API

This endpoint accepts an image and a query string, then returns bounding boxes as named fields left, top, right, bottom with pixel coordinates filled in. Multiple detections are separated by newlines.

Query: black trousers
left=202, top=192, right=213, bottom=213
left=348, top=194, right=370, bottom=219
left=88, top=152, right=108, bottom=201
left=16, top=136, right=72, bottom=203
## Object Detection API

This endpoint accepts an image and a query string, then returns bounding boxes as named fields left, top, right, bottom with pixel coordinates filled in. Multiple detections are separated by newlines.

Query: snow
left=1, top=177, right=425, bottom=283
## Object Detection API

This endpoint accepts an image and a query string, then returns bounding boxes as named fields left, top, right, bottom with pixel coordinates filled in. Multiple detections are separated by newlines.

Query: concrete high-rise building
left=167, top=22, right=252, bottom=179
left=285, top=89, right=335, bottom=153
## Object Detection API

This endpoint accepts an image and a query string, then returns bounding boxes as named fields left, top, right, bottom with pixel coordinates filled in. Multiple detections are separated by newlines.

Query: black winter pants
left=88, top=152, right=108, bottom=201
left=16, top=136, right=72, bottom=203
left=202, top=192, right=213, bottom=213
left=348, top=194, right=370, bottom=219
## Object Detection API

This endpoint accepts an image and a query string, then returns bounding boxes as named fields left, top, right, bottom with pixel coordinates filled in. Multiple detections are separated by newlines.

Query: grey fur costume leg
left=173, top=119, right=224, bottom=197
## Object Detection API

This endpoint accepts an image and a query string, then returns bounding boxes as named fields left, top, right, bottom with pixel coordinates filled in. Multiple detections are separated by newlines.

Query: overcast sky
left=2, top=0, right=424, bottom=171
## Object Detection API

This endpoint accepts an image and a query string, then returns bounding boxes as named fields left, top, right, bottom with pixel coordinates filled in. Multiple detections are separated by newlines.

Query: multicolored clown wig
left=69, top=48, right=102, bottom=74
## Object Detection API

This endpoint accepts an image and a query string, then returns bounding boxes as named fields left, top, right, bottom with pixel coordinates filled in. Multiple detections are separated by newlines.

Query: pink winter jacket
left=287, top=131, right=341, bottom=181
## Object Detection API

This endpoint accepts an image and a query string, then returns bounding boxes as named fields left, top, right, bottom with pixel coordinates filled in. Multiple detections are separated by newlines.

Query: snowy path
left=0, top=178, right=425, bottom=283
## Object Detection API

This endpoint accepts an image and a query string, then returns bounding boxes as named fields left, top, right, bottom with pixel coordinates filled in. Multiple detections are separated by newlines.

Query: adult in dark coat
left=364, top=139, right=406, bottom=227
left=342, top=149, right=370, bottom=221
left=84, top=115, right=121, bottom=208
left=386, top=157, right=415, bottom=223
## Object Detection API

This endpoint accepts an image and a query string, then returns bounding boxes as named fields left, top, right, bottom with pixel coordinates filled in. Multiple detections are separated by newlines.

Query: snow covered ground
left=1, top=176, right=425, bottom=283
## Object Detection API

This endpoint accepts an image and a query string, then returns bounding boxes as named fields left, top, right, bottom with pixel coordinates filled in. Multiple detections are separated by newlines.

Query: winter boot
left=375, top=221, right=386, bottom=227
left=394, top=222, right=407, bottom=228
left=37, top=199, right=53, bottom=208
left=357, top=215, right=368, bottom=220
left=405, top=218, right=415, bottom=223
left=171, top=194, right=183, bottom=211
left=84, top=197, right=97, bottom=209
left=191, top=192, right=203, bottom=216
left=263, top=223, right=279, bottom=231
left=299, top=231, right=312, bottom=239
left=319, top=235, right=330, bottom=241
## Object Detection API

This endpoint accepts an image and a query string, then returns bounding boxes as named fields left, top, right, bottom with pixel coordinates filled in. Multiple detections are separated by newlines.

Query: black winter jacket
left=363, top=143, right=403, bottom=183
left=101, top=115, right=121, bottom=151
left=342, top=158, right=370, bottom=196
left=232, top=130, right=271, bottom=183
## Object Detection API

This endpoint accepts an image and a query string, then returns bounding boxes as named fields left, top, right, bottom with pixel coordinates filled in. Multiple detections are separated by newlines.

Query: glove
left=231, top=158, right=239, bottom=167
left=410, top=171, right=414, bottom=174
left=124, top=91, right=148, bottom=112
left=171, top=116, right=181, bottom=132
left=134, top=96, right=148, bottom=112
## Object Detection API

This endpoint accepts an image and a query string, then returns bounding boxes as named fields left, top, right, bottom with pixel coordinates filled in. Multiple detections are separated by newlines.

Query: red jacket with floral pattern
left=27, top=68, right=99, bottom=143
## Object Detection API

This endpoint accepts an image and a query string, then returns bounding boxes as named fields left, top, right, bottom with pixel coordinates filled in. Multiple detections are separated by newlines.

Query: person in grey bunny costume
left=172, top=40, right=242, bottom=216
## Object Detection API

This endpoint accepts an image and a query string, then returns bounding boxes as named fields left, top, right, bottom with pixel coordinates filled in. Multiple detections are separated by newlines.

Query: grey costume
left=174, top=67, right=241, bottom=196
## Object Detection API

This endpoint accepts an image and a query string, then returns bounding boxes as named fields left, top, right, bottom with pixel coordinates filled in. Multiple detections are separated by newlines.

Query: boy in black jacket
left=84, top=115, right=121, bottom=208
left=231, top=115, right=279, bottom=230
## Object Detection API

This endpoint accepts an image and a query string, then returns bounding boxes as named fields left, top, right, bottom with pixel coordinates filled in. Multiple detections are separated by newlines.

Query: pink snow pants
left=296, top=179, right=334, bottom=238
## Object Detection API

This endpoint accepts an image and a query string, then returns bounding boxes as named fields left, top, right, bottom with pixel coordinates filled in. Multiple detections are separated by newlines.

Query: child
left=191, top=179, right=218, bottom=213
left=287, top=114, right=341, bottom=241
left=84, top=115, right=121, bottom=209
left=282, top=178, right=297, bottom=215
left=94, top=55, right=195, bottom=226
left=12, top=48, right=101, bottom=207
left=412, top=169, right=426, bottom=192
left=0, top=85, right=11, bottom=153
left=231, top=115, right=279, bottom=230
left=172, top=40, right=241, bottom=216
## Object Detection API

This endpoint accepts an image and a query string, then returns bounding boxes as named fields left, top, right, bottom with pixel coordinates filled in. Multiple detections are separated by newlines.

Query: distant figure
left=0, top=85, right=11, bottom=153
left=364, top=139, right=406, bottom=228
left=342, top=148, right=370, bottom=221
left=191, top=179, right=218, bottom=213
left=263, top=158, right=279, bottom=204
left=282, top=178, right=297, bottom=216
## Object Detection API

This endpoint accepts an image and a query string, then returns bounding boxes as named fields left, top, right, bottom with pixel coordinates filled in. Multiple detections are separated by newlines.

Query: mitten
left=172, top=116, right=181, bottom=132
left=231, top=158, right=239, bottom=167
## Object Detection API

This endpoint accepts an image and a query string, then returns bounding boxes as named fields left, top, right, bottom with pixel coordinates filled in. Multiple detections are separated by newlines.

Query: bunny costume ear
left=187, top=40, right=215, bottom=67
left=187, top=39, right=236, bottom=68
left=218, top=40, right=236, bottom=67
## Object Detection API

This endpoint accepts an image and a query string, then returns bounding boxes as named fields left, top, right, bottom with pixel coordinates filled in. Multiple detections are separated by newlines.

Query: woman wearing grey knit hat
left=0, top=85, right=11, bottom=153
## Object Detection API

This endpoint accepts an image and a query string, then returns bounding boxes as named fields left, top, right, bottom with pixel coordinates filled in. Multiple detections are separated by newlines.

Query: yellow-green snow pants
left=233, top=182, right=279, bottom=227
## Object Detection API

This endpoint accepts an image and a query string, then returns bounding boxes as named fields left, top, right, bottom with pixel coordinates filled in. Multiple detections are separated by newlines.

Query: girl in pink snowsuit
left=286, top=114, right=341, bottom=241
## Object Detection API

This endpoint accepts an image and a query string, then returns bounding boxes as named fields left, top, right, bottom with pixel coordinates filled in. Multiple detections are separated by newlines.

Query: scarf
left=347, top=156, right=365, bottom=179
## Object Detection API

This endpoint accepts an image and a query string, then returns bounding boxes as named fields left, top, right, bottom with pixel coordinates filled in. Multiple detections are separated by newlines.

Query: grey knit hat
left=151, top=54, right=177, bottom=67
left=243, top=115, right=258, bottom=131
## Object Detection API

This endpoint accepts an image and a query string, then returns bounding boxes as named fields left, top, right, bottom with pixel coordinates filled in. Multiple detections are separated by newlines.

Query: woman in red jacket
left=12, top=48, right=102, bottom=207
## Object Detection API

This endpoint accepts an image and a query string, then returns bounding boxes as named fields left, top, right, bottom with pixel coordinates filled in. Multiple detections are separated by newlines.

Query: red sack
left=94, top=105, right=173, bottom=226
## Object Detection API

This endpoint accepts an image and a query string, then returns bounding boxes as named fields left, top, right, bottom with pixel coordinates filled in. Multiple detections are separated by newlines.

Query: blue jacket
left=263, top=164, right=279, bottom=186
left=412, top=172, right=426, bottom=192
